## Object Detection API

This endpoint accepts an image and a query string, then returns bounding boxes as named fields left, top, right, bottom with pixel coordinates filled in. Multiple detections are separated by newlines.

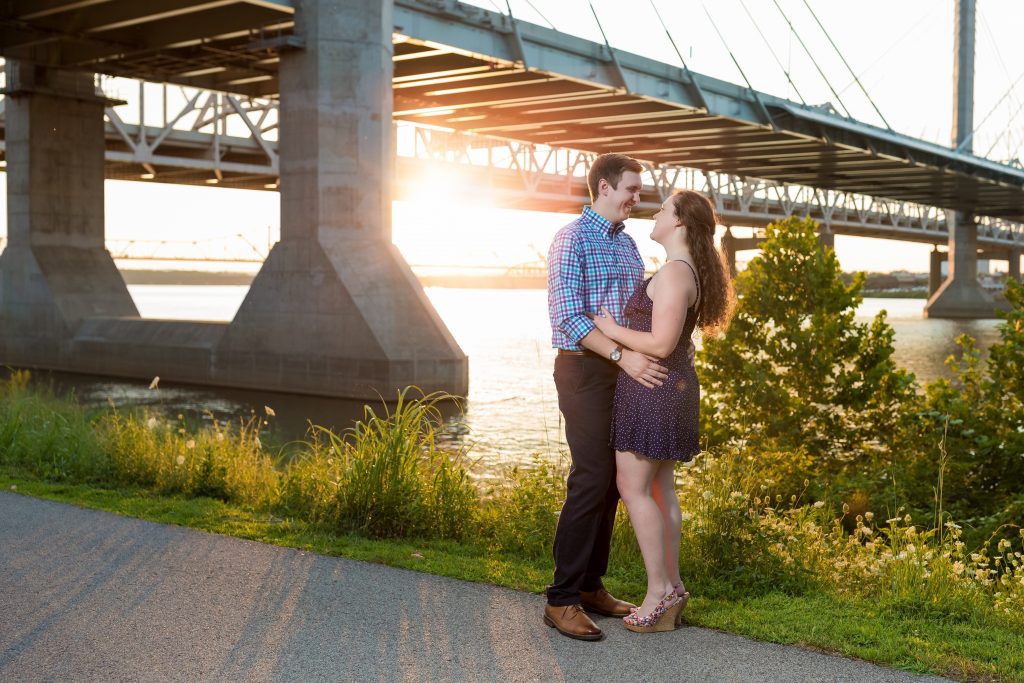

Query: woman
left=591, top=190, right=733, bottom=633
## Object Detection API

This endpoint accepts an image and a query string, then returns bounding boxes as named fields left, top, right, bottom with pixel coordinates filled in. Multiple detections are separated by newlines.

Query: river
left=22, top=285, right=1003, bottom=470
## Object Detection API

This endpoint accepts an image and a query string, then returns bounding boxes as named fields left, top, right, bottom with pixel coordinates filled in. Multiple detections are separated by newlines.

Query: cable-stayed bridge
left=1, top=0, right=1022, bottom=398
left=3, top=73, right=1022, bottom=277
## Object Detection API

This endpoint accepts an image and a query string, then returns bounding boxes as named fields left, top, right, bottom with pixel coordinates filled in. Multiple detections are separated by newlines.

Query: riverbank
left=1, top=376, right=1021, bottom=682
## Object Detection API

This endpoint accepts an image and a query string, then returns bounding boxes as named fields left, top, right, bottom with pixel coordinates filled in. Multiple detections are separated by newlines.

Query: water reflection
left=5, top=286, right=1004, bottom=470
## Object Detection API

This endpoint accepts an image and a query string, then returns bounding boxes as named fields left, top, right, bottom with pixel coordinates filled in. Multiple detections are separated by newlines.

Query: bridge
left=1, top=0, right=1022, bottom=398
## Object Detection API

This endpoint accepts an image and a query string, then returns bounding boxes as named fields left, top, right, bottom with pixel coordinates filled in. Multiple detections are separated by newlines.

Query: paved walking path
left=0, top=492, right=953, bottom=682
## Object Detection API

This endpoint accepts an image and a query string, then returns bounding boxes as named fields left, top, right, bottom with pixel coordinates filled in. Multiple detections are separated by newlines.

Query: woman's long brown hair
left=671, top=190, right=735, bottom=336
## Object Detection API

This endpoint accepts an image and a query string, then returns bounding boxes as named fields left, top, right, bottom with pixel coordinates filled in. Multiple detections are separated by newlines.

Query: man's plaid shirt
left=547, top=206, right=645, bottom=350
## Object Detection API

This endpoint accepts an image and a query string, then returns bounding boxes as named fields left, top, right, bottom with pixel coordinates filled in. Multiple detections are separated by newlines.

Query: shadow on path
left=0, top=492, right=952, bottom=682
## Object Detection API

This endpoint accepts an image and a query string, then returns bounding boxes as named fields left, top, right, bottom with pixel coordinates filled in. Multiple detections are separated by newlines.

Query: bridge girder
left=2, top=0, right=1024, bottom=223
left=3, top=76, right=1021, bottom=251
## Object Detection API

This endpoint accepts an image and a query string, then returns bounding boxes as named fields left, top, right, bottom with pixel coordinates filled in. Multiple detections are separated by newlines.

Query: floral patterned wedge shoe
left=622, top=593, right=683, bottom=633
left=672, top=583, right=690, bottom=628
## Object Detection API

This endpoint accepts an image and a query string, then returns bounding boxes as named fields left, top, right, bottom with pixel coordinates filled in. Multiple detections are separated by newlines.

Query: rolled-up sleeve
left=548, top=230, right=594, bottom=346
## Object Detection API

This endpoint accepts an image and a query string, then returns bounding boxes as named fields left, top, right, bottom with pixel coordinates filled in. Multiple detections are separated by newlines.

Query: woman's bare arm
left=591, top=262, right=696, bottom=358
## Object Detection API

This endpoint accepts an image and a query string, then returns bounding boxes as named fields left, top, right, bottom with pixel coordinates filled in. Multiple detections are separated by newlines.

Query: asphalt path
left=0, top=491, right=954, bottom=682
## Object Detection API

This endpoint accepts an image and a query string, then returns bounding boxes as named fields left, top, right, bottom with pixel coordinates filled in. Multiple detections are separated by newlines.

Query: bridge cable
left=647, top=0, right=710, bottom=111
left=977, top=7, right=1023, bottom=159
left=588, top=1, right=631, bottom=92
left=800, top=0, right=892, bottom=130
left=978, top=8, right=1023, bottom=111
left=701, top=2, right=777, bottom=129
left=503, top=0, right=531, bottom=70
left=982, top=78, right=1024, bottom=160
left=769, top=0, right=853, bottom=119
left=956, top=68, right=1024, bottom=154
left=522, top=0, right=557, bottom=30
left=985, top=98, right=1024, bottom=161
left=737, top=0, right=807, bottom=106
left=836, top=11, right=933, bottom=96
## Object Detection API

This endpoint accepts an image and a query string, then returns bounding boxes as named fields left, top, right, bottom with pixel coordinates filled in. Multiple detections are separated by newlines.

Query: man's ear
left=598, top=178, right=609, bottom=197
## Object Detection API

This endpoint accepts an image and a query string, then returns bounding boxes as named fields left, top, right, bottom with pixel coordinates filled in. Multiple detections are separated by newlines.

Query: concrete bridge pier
left=928, top=247, right=947, bottom=297
left=925, top=212, right=1005, bottom=317
left=216, top=0, right=468, bottom=398
left=0, top=62, right=138, bottom=367
left=720, top=228, right=765, bottom=277
left=818, top=224, right=835, bottom=251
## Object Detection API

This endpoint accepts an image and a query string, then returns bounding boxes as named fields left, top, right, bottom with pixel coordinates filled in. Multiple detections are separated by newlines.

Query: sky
left=2, top=0, right=1023, bottom=274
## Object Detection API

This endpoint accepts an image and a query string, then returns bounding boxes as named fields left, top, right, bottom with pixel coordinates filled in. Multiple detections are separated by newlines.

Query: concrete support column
left=719, top=227, right=765, bottom=278
left=217, top=0, right=467, bottom=398
left=924, top=211, right=1003, bottom=317
left=1010, top=249, right=1021, bottom=281
left=929, top=247, right=946, bottom=297
left=818, top=224, right=835, bottom=251
left=721, top=227, right=738, bottom=278
left=0, top=61, right=137, bottom=367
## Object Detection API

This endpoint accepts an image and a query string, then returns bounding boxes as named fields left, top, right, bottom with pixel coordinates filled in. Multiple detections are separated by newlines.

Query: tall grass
left=280, top=388, right=476, bottom=539
left=0, top=370, right=108, bottom=481
left=1, top=372, right=1021, bottom=630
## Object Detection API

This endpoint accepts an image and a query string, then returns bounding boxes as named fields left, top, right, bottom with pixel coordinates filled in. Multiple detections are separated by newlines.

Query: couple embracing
left=544, top=153, right=733, bottom=639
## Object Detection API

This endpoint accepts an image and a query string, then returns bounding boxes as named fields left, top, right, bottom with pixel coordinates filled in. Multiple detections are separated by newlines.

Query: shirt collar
left=581, top=205, right=626, bottom=238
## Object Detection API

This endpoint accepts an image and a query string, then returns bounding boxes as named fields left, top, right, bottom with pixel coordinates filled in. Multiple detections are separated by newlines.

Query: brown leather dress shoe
left=580, top=588, right=636, bottom=617
left=543, top=604, right=603, bottom=641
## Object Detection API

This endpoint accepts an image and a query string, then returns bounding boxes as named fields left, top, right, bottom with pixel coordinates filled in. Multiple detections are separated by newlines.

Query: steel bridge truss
left=0, top=75, right=1021, bottom=253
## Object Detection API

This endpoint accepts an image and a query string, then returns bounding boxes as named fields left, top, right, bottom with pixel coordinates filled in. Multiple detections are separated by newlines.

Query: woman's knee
left=616, top=473, right=651, bottom=505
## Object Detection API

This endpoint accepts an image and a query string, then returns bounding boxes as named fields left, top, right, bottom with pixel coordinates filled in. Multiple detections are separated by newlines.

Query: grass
left=2, top=467, right=1022, bottom=682
left=2, top=372, right=1023, bottom=682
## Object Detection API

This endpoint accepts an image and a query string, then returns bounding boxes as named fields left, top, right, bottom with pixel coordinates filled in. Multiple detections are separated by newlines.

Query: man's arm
left=578, top=329, right=669, bottom=389
left=547, top=231, right=596, bottom=344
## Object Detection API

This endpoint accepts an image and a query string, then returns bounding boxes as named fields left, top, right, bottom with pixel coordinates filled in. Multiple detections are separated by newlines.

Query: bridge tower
left=924, top=0, right=1005, bottom=318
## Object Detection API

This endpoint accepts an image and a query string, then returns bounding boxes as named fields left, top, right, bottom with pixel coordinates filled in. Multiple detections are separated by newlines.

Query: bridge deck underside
left=2, top=0, right=1024, bottom=222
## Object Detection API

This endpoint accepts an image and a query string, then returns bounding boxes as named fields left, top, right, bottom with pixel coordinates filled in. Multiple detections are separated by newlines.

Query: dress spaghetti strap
left=672, top=259, right=700, bottom=310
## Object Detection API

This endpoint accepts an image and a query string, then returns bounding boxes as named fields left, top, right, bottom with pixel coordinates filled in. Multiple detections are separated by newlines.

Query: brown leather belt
left=557, top=349, right=593, bottom=356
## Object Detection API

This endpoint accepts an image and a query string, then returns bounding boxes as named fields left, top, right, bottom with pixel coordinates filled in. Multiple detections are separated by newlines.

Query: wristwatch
left=609, top=345, right=623, bottom=363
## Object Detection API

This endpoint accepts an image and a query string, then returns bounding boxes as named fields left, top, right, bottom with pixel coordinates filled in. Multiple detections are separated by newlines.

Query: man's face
left=597, top=170, right=642, bottom=223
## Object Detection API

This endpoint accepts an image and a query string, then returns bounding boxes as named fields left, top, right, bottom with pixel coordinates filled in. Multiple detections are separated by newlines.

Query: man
left=544, top=153, right=669, bottom=641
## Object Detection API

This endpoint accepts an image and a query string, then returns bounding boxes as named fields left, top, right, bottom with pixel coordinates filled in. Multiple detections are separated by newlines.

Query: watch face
left=610, top=348, right=622, bottom=362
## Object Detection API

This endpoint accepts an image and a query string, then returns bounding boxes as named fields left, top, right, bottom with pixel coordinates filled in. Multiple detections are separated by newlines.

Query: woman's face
left=650, top=197, right=682, bottom=245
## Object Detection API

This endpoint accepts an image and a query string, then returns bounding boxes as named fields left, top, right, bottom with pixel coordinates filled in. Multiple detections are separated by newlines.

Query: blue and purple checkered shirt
left=548, top=206, right=645, bottom=350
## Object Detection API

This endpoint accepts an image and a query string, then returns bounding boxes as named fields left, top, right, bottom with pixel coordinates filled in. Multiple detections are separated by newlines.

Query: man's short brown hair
left=587, top=153, right=643, bottom=201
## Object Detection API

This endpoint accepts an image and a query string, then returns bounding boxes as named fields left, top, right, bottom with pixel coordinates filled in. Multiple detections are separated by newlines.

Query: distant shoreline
left=121, top=270, right=257, bottom=286
left=122, top=270, right=939, bottom=295
left=121, top=269, right=548, bottom=289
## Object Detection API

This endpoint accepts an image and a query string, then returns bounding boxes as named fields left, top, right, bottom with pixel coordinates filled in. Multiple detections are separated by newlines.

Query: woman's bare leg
left=651, top=462, right=683, bottom=592
left=616, top=450, right=674, bottom=616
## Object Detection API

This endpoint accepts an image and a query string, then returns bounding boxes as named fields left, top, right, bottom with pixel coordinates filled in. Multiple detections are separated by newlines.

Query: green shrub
left=698, top=217, right=919, bottom=490
left=909, top=280, right=1024, bottom=528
